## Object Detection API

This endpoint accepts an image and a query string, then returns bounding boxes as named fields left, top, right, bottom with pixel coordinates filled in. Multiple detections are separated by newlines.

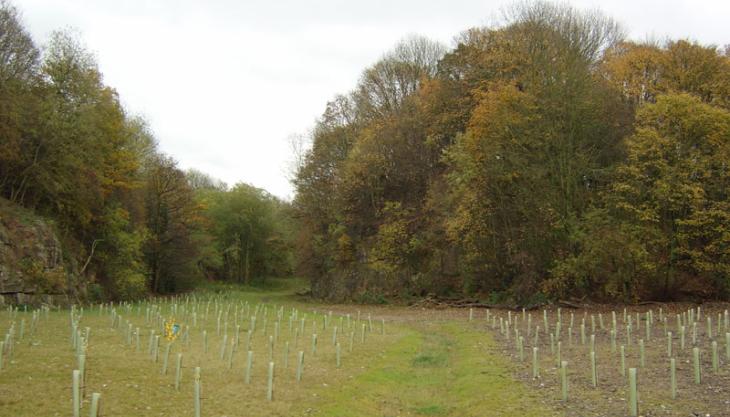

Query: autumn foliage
left=0, top=1, right=294, bottom=299
left=293, top=2, right=730, bottom=302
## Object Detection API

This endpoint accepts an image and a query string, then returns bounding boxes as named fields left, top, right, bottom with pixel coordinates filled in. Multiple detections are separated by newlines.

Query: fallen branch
left=408, top=296, right=526, bottom=310
left=557, top=300, right=584, bottom=309
left=80, top=239, right=103, bottom=274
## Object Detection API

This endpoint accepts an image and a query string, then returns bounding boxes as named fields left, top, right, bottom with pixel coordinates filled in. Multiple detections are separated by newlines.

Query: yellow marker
left=164, top=318, right=180, bottom=341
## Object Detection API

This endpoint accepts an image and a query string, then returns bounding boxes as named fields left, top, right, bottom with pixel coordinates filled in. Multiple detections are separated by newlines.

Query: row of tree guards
left=2, top=305, right=104, bottom=416
left=2, top=307, right=49, bottom=371
left=11, top=294, right=388, bottom=416
left=469, top=305, right=730, bottom=416
left=5, top=297, right=727, bottom=415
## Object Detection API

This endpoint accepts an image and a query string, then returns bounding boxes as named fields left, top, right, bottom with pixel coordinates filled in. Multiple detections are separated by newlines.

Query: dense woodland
left=293, top=3, right=730, bottom=303
left=1, top=1, right=728, bottom=303
left=0, top=1, right=294, bottom=299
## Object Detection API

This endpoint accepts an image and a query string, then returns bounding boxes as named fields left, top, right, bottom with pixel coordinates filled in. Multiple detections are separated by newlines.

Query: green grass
left=0, top=279, right=562, bottom=417
left=309, top=321, right=559, bottom=417
left=194, top=277, right=309, bottom=298
left=414, top=404, right=447, bottom=415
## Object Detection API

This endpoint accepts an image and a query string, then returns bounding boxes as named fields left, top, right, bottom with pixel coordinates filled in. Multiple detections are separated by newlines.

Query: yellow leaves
left=450, top=84, right=541, bottom=189
left=468, top=83, right=537, bottom=138
left=675, top=204, right=730, bottom=275
left=601, top=41, right=666, bottom=103
left=368, top=201, right=415, bottom=274
left=601, top=92, right=730, bottom=296
left=602, top=40, right=730, bottom=108
left=615, top=96, right=729, bottom=224
left=335, top=231, right=355, bottom=265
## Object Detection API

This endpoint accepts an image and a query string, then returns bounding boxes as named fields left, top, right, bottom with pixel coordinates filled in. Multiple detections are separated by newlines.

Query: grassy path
left=306, top=320, right=559, bottom=417
left=0, top=280, right=562, bottom=416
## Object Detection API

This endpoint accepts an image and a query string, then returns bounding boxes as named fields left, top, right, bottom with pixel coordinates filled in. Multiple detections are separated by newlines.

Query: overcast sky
left=17, top=0, right=729, bottom=199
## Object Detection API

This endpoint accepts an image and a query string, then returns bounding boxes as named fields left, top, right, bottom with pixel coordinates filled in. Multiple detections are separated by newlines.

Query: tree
left=549, top=94, right=730, bottom=300
left=441, top=3, right=628, bottom=298
left=208, top=184, right=279, bottom=284
left=0, top=1, right=298, bottom=300
left=353, top=35, right=446, bottom=121
left=295, top=1, right=635, bottom=301
left=186, top=168, right=227, bottom=191
left=0, top=0, right=41, bottom=203
left=601, top=41, right=666, bottom=105
left=602, top=39, right=730, bottom=109
left=663, top=40, right=730, bottom=108
left=144, top=156, right=202, bottom=293
left=0, top=0, right=38, bottom=84
left=608, top=94, right=730, bottom=298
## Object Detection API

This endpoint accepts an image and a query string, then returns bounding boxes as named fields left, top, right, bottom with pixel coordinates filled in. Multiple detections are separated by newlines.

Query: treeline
left=0, top=2, right=293, bottom=299
left=294, top=2, right=730, bottom=303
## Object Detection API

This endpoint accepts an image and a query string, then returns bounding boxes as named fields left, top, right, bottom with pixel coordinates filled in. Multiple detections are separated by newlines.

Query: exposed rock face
left=0, top=199, right=81, bottom=306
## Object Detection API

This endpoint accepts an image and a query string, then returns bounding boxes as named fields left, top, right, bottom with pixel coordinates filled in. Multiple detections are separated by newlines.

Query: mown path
left=0, top=280, right=562, bottom=417
left=303, top=318, right=560, bottom=417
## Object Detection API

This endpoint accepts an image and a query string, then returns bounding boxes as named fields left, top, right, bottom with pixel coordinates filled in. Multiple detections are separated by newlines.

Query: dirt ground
left=475, top=303, right=730, bottom=417
left=294, top=295, right=730, bottom=416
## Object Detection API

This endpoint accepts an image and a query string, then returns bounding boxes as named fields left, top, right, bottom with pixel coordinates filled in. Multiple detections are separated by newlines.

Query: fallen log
left=408, top=296, right=532, bottom=310
left=557, top=299, right=584, bottom=309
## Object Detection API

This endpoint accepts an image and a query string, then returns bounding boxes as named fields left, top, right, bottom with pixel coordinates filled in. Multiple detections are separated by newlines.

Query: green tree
left=208, top=184, right=280, bottom=284
left=0, top=0, right=42, bottom=203
left=550, top=94, right=730, bottom=300
left=609, top=94, right=729, bottom=297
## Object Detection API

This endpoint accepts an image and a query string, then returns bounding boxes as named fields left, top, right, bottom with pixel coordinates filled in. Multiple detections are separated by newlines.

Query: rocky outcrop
left=0, top=198, right=82, bottom=306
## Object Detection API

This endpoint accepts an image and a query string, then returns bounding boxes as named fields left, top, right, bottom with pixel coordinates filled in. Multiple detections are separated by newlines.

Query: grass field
left=1, top=279, right=728, bottom=416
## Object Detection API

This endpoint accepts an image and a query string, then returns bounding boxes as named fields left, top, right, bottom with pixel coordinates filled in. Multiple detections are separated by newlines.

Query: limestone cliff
left=0, top=198, right=83, bottom=306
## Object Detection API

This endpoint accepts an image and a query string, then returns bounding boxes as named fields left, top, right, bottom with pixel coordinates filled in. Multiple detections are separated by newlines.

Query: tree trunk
left=244, top=239, right=251, bottom=285
left=151, top=256, right=159, bottom=293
